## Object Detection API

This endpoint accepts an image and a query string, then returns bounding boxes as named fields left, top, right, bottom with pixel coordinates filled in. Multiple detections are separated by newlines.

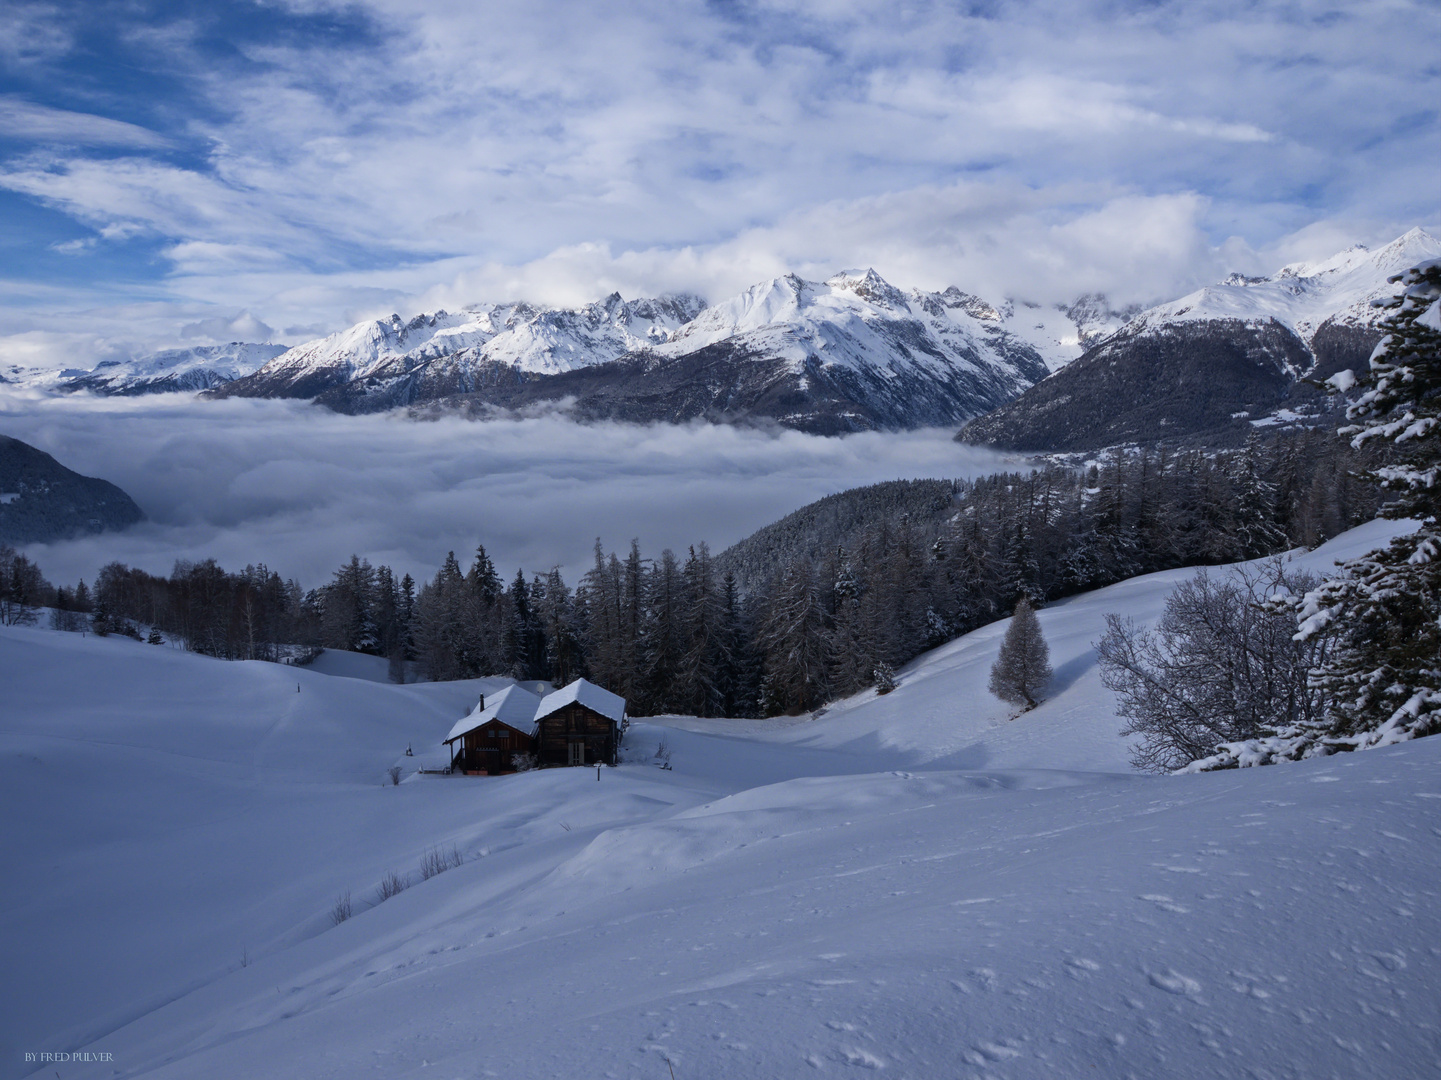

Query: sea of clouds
left=0, top=390, right=1016, bottom=590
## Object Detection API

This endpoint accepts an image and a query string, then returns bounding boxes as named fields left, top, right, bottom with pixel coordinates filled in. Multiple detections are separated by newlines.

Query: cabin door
left=568, top=740, right=586, bottom=766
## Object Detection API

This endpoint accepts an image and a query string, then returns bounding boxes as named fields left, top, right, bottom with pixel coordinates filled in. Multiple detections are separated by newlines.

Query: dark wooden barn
left=532, top=679, right=627, bottom=767
left=443, top=684, right=542, bottom=775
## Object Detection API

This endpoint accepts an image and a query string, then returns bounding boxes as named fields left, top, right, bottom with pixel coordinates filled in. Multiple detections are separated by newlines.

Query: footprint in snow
left=972, top=1040, right=1023, bottom=1061
left=1372, top=951, right=1406, bottom=972
left=970, top=967, right=998, bottom=990
left=1140, top=894, right=1190, bottom=913
left=1149, top=970, right=1202, bottom=996
left=838, top=1047, right=885, bottom=1069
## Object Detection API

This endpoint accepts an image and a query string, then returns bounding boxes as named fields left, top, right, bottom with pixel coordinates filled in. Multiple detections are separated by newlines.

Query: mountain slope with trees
left=960, top=228, right=1441, bottom=452
left=0, top=435, right=144, bottom=544
left=38, top=424, right=1381, bottom=722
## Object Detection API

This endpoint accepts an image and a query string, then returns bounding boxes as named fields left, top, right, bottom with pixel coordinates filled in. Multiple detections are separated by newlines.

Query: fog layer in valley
left=0, top=391, right=1013, bottom=588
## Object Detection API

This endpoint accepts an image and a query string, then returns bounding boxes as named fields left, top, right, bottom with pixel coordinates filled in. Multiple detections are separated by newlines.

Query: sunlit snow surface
left=1125, top=228, right=1441, bottom=350
left=2, top=519, right=1437, bottom=1080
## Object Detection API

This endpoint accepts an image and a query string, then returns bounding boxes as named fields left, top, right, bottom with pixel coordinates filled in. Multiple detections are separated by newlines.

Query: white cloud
left=0, top=0, right=1433, bottom=353
left=0, top=97, right=170, bottom=148
left=179, top=310, right=276, bottom=343
left=0, top=391, right=1016, bottom=589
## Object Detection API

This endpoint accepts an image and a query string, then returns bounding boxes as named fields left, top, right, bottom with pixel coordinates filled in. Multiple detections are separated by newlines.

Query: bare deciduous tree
left=1096, top=562, right=1334, bottom=772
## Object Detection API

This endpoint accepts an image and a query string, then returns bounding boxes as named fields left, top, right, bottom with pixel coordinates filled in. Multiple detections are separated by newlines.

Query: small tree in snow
left=988, top=597, right=1052, bottom=710
left=873, top=661, right=897, bottom=695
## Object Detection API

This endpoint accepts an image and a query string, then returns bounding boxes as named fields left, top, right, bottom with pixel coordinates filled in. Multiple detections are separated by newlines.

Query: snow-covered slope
left=60, top=342, right=288, bottom=396
left=656, top=269, right=1047, bottom=383
left=1125, top=227, right=1441, bottom=360
left=5, top=519, right=1437, bottom=1079
left=993, top=293, right=1137, bottom=373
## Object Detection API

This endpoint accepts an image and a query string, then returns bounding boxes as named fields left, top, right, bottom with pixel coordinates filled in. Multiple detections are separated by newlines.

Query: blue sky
left=0, top=0, right=1437, bottom=366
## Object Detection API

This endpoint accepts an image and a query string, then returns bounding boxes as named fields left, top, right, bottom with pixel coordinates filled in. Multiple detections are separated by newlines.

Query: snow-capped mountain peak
left=1121, top=227, right=1441, bottom=349
left=213, top=268, right=1135, bottom=427
left=825, top=268, right=911, bottom=310
left=229, top=292, right=710, bottom=400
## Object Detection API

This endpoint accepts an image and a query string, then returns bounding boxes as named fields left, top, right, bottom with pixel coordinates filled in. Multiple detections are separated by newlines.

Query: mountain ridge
left=958, top=228, right=1441, bottom=452
left=213, top=269, right=1125, bottom=431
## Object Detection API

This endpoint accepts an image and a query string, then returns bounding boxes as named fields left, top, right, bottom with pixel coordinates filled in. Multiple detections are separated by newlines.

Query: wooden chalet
left=533, top=679, right=627, bottom=767
left=443, top=685, right=541, bottom=775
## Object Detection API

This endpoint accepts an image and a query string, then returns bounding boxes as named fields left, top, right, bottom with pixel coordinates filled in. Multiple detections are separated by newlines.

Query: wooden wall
left=456, top=721, right=534, bottom=774
left=535, top=702, right=618, bottom=767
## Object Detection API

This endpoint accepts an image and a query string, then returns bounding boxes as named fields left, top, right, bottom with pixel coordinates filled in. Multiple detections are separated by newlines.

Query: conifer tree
left=988, top=597, right=1052, bottom=710
left=640, top=549, right=685, bottom=712
left=1297, top=259, right=1441, bottom=746
left=758, top=558, right=830, bottom=715
left=537, top=567, right=584, bottom=685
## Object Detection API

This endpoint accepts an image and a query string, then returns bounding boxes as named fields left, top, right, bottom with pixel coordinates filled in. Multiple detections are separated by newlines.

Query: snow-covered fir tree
left=1294, top=259, right=1441, bottom=748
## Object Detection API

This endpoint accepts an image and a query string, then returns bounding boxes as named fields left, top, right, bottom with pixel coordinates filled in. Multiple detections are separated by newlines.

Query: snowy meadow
left=0, top=390, right=1013, bottom=589
left=2, top=519, right=1437, bottom=1080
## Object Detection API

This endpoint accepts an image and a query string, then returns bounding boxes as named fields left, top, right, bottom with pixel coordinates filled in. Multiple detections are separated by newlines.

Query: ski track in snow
left=2, top=518, right=1438, bottom=1079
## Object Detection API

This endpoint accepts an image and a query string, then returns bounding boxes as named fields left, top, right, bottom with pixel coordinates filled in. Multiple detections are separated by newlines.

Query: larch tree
left=988, top=596, right=1053, bottom=711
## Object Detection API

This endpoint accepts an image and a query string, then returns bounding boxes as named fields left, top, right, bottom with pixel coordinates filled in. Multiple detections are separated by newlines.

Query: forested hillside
left=8, top=425, right=1381, bottom=721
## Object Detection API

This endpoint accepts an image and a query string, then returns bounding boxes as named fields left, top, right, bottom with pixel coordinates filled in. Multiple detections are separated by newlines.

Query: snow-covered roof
left=534, top=678, right=627, bottom=725
left=444, top=684, right=543, bottom=743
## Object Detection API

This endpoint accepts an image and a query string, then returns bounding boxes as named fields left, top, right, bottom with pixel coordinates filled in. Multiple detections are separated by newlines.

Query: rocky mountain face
left=959, top=228, right=1441, bottom=452
left=0, top=435, right=144, bottom=545
left=214, top=270, right=1116, bottom=432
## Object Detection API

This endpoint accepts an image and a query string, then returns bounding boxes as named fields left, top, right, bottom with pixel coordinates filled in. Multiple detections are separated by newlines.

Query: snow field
left=1, top=516, right=1437, bottom=1079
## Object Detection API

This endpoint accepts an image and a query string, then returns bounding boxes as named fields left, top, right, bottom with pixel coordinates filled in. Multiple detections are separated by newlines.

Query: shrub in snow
left=873, top=662, right=897, bottom=695
left=375, top=871, right=406, bottom=902
left=510, top=752, right=537, bottom=772
left=147, top=626, right=164, bottom=645
left=387, top=766, right=402, bottom=786
left=330, top=891, right=352, bottom=926
left=419, top=844, right=462, bottom=881
left=988, top=597, right=1052, bottom=711
left=1097, top=562, right=1331, bottom=772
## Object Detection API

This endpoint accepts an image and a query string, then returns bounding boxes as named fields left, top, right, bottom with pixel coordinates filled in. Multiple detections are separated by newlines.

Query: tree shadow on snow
left=1045, top=649, right=1097, bottom=699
